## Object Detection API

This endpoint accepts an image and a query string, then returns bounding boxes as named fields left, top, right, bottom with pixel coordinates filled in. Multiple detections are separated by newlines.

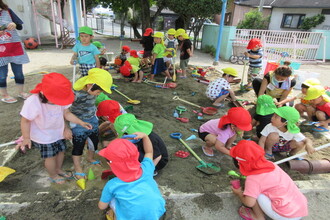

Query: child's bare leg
left=132, top=72, right=138, bottom=82
left=45, top=156, right=65, bottom=184
left=182, top=68, right=187, bottom=77
left=213, top=94, right=229, bottom=106
left=137, top=70, right=144, bottom=83
left=55, top=151, right=66, bottom=175
left=72, top=155, right=85, bottom=179
left=203, top=134, right=217, bottom=155
left=315, top=111, right=328, bottom=128
left=164, top=70, right=172, bottom=79
left=87, top=149, right=100, bottom=165
left=306, top=106, right=316, bottom=121
left=264, top=132, right=279, bottom=155
left=288, top=140, right=305, bottom=156
left=149, top=74, right=155, bottom=81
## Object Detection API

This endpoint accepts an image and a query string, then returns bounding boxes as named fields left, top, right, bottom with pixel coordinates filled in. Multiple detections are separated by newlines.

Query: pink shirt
left=199, top=119, right=235, bottom=144
left=244, top=165, right=308, bottom=218
left=20, top=94, right=70, bottom=144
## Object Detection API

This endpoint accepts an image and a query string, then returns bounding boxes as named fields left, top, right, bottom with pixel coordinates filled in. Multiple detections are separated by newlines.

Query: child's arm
left=258, top=135, right=266, bottom=149
left=276, top=96, right=297, bottom=106
left=214, top=140, right=230, bottom=156
left=186, top=48, right=193, bottom=57
left=251, top=119, right=259, bottom=127
left=232, top=188, right=257, bottom=207
left=258, top=78, right=268, bottom=97
left=279, top=88, right=293, bottom=102
left=151, top=53, right=157, bottom=65
left=302, top=137, right=315, bottom=154
left=228, top=89, right=236, bottom=101
left=70, top=53, right=78, bottom=65
left=244, top=51, right=261, bottom=59
left=95, top=55, right=100, bottom=68
left=17, top=117, right=32, bottom=151
left=133, top=132, right=153, bottom=159
left=63, top=109, right=92, bottom=130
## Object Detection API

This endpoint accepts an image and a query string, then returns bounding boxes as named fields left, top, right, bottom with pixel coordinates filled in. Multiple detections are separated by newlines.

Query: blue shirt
left=72, top=43, right=100, bottom=64
left=100, top=158, right=166, bottom=220
left=248, top=48, right=263, bottom=68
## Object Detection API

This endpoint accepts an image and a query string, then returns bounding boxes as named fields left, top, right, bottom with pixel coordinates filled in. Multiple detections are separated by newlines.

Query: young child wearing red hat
left=98, top=132, right=166, bottom=220
left=244, top=38, right=263, bottom=90
left=140, top=28, right=154, bottom=68
left=18, top=73, right=92, bottom=184
left=114, top=45, right=130, bottom=67
left=127, top=50, right=144, bottom=83
left=198, top=107, right=252, bottom=157
left=231, top=140, right=308, bottom=220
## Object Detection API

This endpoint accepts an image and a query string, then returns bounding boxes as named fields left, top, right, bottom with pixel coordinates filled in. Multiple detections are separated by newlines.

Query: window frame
left=281, top=13, right=306, bottom=29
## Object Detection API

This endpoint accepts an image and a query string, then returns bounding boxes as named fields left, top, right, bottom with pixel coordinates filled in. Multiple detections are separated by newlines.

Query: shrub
left=202, top=45, right=216, bottom=56
left=237, top=9, right=270, bottom=29
left=300, top=14, right=325, bottom=31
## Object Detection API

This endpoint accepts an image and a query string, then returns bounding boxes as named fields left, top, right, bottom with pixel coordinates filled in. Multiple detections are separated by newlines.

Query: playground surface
left=0, top=37, right=330, bottom=219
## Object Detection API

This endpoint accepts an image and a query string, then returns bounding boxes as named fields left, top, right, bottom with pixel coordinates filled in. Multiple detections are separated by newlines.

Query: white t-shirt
left=260, top=124, right=305, bottom=143
left=20, top=94, right=70, bottom=144
left=206, top=78, right=231, bottom=100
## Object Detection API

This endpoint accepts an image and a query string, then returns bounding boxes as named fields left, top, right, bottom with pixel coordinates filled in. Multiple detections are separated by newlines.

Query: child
left=70, top=26, right=100, bottom=76
left=114, top=45, right=130, bottom=67
left=150, top=32, right=171, bottom=81
left=18, top=73, right=91, bottom=184
left=139, top=28, right=154, bottom=68
left=304, top=85, right=330, bottom=132
left=252, top=95, right=276, bottom=139
left=205, top=67, right=238, bottom=107
left=70, top=68, right=113, bottom=179
left=164, top=28, right=178, bottom=69
left=231, top=140, right=308, bottom=220
left=114, top=113, right=168, bottom=175
left=244, top=38, right=263, bottom=90
left=198, top=107, right=252, bottom=157
left=98, top=133, right=166, bottom=220
left=177, top=33, right=192, bottom=78
left=127, top=50, right=144, bottom=83
left=92, top=40, right=106, bottom=55
left=258, top=106, right=315, bottom=160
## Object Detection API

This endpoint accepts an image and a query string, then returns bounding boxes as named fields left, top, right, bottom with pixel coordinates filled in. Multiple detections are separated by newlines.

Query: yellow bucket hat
left=152, top=32, right=164, bottom=39
left=73, top=68, right=113, bottom=94
left=182, top=33, right=190, bottom=39
left=167, top=28, right=176, bottom=35
left=304, top=85, right=325, bottom=100
left=302, top=78, right=320, bottom=87
left=222, top=67, right=238, bottom=77
left=175, top=28, right=185, bottom=37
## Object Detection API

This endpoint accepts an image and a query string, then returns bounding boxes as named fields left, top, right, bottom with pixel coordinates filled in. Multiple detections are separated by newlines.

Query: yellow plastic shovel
left=112, top=88, right=141, bottom=105
left=0, top=167, right=15, bottom=182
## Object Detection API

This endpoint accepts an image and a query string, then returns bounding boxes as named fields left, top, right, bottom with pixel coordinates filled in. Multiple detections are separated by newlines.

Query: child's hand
left=132, top=132, right=147, bottom=139
left=80, top=122, right=93, bottom=130
left=63, top=127, right=73, bottom=140
left=231, top=186, right=243, bottom=195
left=244, top=52, right=249, bottom=57
left=306, top=145, right=315, bottom=154
left=15, top=138, right=31, bottom=153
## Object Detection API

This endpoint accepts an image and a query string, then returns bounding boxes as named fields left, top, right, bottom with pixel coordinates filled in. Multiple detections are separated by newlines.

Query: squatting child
left=18, top=73, right=91, bottom=184
left=244, top=38, right=263, bottom=90
left=205, top=67, right=238, bottom=108
left=198, top=107, right=252, bottom=157
left=114, top=45, right=130, bottom=67
left=127, top=50, right=144, bottom=83
left=98, top=133, right=166, bottom=220
left=70, top=26, right=100, bottom=76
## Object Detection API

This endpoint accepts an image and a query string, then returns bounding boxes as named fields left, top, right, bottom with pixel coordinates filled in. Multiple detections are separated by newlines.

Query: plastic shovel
left=172, top=96, right=218, bottom=115
left=170, top=133, right=221, bottom=175
left=112, top=88, right=141, bottom=105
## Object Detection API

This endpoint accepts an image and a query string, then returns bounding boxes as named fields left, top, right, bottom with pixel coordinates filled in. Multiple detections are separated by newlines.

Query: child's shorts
left=216, top=89, right=229, bottom=98
left=32, top=139, right=67, bottom=159
left=143, top=50, right=152, bottom=58
left=180, top=58, right=189, bottom=69
left=124, top=73, right=135, bottom=78
left=79, top=63, right=96, bottom=76
left=163, top=57, right=173, bottom=64
left=198, top=130, right=210, bottom=142
left=71, top=116, right=99, bottom=156
left=272, top=141, right=291, bottom=152
left=152, top=58, right=167, bottom=75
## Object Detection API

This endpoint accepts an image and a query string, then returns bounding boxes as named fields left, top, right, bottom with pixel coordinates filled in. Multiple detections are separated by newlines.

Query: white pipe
left=323, top=35, right=326, bottom=63
left=57, top=0, right=64, bottom=43
left=31, top=0, right=41, bottom=45
left=50, top=0, right=59, bottom=48
left=82, top=0, right=87, bottom=26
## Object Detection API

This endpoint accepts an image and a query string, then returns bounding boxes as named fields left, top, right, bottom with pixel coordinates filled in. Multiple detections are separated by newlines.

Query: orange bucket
left=264, top=62, right=279, bottom=75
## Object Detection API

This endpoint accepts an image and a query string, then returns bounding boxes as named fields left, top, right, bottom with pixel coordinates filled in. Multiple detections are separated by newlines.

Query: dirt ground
left=1, top=41, right=330, bottom=219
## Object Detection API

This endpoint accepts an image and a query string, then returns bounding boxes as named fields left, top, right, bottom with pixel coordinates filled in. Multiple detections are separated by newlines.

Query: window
left=281, top=14, right=305, bottom=29
left=321, top=9, right=330, bottom=15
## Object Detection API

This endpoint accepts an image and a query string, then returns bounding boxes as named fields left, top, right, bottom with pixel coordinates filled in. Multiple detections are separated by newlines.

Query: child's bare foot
left=136, top=80, right=142, bottom=83
left=49, top=175, right=66, bottom=184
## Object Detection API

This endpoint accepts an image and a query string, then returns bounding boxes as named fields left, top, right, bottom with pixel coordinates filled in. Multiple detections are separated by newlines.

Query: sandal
left=74, top=172, right=86, bottom=180
left=90, top=160, right=101, bottom=165
left=202, top=146, right=214, bottom=157
left=1, top=96, right=17, bottom=104
left=49, top=177, right=66, bottom=184
left=18, top=93, right=30, bottom=100
left=312, top=126, right=329, bottom=132
left=58, top=171, right=74, bottom=180
left=238, top=206, right=254, bottom=220
left=265, top=153, right=275, bottom=161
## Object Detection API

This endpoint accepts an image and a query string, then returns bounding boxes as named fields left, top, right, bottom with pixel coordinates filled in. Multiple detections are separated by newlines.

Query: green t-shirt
left=152, top=43, right=165, bottom=58
left=127, top=57, right=141, bottom=72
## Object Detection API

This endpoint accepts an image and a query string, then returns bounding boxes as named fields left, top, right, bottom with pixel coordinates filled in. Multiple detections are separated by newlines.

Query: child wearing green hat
left=70, top=26, right=100, bottom=76
left=205, top=67, right=238, bottom=107
left=114, top=113, right=168, bottom=175
left=252, top=95, right=276, bottom=138
left=258, top=106, right=315, bottom=160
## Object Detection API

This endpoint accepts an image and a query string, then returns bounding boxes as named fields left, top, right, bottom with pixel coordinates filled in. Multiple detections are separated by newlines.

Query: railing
left=235, top=29, right=324, bottom=62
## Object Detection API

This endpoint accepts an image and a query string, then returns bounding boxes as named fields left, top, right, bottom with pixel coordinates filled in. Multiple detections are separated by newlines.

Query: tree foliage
left=300, top=14, right=325, bottom=31
left=237, top=9, right=270, bottom=29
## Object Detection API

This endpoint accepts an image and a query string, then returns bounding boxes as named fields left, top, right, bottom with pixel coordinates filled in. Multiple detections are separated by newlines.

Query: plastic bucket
left=264, top=62, right=279, bottom=75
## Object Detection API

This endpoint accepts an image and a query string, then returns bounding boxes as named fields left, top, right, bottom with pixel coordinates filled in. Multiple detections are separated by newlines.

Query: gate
left=234, top=29, right=324, bottom=62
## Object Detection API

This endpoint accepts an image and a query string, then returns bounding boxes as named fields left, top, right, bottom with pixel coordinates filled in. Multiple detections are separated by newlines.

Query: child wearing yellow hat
left=177, top=32, right=193, bottom=78
left=70, top=26, right=100, bottom=76
left=164, top=28, right=178, bottom=70
left=150, top=32, right=172, bottom=81
left=205, top=67, right=238, bottom=107
left=304, top=85, right=330, bottom=132
left=70, top=68, right=113, bottom=179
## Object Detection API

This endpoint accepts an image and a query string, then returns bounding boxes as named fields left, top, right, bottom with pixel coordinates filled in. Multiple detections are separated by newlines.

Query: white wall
left=5, top=0, right=51, bottom=38
left=269, top=8, right=323, bottom=31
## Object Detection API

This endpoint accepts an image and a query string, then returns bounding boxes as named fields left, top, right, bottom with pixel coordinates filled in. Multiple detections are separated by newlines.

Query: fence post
left=323, top=35, right=326, bottom=63
left=293, top=35, right=297, bottom=60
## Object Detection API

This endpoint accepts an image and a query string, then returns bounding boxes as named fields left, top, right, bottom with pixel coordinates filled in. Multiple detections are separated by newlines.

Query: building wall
left=231, top=5, right=271, bottom=26
left=268, top=8, right=325, bottom=31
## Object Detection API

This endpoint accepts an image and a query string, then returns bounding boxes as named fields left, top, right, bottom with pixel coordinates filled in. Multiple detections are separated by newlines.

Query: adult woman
left=252, top=66, right=296, bottom=104
left=0, top=0, right=30, bottom=103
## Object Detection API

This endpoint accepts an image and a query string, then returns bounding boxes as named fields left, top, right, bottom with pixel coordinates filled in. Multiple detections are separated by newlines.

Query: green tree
left=237, top=9, right=270, bottom=29
left=300, top=14, right=325, bottom=31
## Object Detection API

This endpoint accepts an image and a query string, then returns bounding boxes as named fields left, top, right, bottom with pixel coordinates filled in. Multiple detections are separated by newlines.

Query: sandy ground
left=0, top=37, right=330, bottom=219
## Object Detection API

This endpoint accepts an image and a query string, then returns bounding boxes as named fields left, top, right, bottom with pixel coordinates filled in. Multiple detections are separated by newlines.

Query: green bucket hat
left=92, top=41, right=103, bottom=49
left=114, top=113, right=153, bottom=137
left=256, top=95, right=276, bottom=116
left=79, top=26, right=93, bottom=35
left=273, top=106, right=300, bottom=134
left=95, top=92, right=111, bottom=106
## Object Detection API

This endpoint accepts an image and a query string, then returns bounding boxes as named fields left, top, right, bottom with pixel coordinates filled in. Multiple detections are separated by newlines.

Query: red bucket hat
left=120, top=61, right=132, bottom=76
left=143, top=28, right=153, bottom=36
left=96, top=100, right=122, bottom=123
left=98, top=139, right=142, bottom=182
left=130, top=50, right=139, bottom=58
left=30, top=72, right=74, bottom=106
left=122, top=45, right=130, bottom=52
left=230, top=140, right=275, bottom=176
left=218, top=107, right=252, bottom=131
left=247, top=38, right=262, bottom=50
